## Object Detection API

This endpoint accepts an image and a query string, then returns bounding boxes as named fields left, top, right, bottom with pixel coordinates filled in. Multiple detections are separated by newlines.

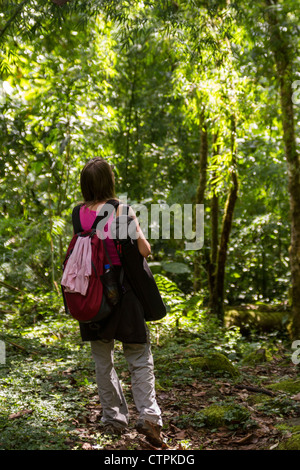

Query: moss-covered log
left=224, top=305, right=291, bottom=334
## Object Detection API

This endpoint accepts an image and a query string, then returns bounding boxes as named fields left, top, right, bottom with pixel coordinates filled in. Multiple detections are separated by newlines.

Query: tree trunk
left=208, top=134, right=220, bottom=307
left=193, top=111, right=208, bottom=291
left=265, top=0, right=300, bottom=338
left=211, top=115, right=238, bottom=320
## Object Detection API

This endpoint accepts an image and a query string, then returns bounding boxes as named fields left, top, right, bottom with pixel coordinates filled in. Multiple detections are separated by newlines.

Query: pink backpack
left=61, top=211, right=112, bottom=323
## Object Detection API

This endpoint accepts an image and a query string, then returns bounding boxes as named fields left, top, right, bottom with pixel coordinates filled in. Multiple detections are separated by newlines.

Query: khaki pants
left=90, top=333, right=162, bottom=429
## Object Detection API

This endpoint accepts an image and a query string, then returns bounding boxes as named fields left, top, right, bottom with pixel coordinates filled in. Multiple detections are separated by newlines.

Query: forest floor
left=0, top=307, right=300, bottom=452
left=76, top=343, right=300, bottom=452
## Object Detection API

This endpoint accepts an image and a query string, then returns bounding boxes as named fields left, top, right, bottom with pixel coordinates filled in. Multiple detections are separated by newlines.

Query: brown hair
left=80, top=157, right=116, bottom=206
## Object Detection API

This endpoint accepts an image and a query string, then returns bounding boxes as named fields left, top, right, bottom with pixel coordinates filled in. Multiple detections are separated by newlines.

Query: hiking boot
left=101, top=422, right=126, bottom=437
left=136, top=420, right=163, bottom=446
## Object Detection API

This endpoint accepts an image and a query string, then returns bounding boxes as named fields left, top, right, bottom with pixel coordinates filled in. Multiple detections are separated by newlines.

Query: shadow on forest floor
left=76, top=353, right=300, bottom=451
left=62, top=335, right=300, bottom=451
left=1, top=312, right=300, bottom=451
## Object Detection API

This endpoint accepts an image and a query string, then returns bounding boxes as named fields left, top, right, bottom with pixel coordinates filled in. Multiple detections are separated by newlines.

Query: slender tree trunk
left=135, top=108, right=144, bottom=201
left=265, top=0, right=300, bottom=338
left=211, top=115, right=238, bottom=320
left=125, top=61, right=137, bottom=183
left=208, top=134, right=220, bottom=306
left=193, top=111, right=208, bottom=291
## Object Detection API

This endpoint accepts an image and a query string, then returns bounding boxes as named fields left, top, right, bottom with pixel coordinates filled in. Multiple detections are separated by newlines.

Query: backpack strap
left=72, top=204, right=84, bottom=234
left=90, top=199, right=119, bottom=230
left=72, top=199, right=129, bottom=234
left=90, top=200, right=119, bottom=266
left=72, top=201, right=117, bottom=233
left=95, top=199, right=126, bottom=286
left=106, top=198, right=130, bottom=216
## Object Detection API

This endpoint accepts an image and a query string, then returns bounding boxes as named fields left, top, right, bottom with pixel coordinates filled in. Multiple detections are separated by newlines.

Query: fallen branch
left=6, top=340, right=39, bottom=355
left=0, top=309, right=15, bottom=314
left=234, top=384, right=275, bottom=397
left=0, top=302, right=16, bottom=314
left=0, top=280, right=39, bottom=302
left=9, top=409, right=33, bottom=420
left=0, top=280, right=23, bottom=293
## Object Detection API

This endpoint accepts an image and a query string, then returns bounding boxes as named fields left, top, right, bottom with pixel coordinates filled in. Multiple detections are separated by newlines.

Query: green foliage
left=0, top=0, right=299, bottom=451
left=0, top=275, right=296, bottom=450
left=266, top=379, right=300, bottom=395
left=188, top=352, right=239, bottom=378
left=256, top=396, right=300, bottom=418
left=176, top=403, right=253, bottom=431
left=278, top=434, right=300, bottom=451
left=0, top=315, right=94, bottom=449
left=0, top=0, right=295, bottom=308
left=154, top=274, right=186, bottom=316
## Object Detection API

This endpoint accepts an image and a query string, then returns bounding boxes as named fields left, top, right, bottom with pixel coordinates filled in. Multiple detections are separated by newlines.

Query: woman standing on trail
left=73, top=157, right=163, bottom=446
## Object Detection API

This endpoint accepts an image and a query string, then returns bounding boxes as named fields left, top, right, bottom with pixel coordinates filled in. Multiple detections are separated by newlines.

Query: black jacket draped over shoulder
left=79, top=266, right=147, bottom=343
